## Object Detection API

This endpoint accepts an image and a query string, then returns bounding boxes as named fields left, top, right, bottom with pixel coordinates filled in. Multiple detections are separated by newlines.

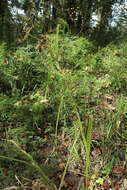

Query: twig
left=15, top=175, right=25, bottom=190
left=2, top=186, right=21, bottom=190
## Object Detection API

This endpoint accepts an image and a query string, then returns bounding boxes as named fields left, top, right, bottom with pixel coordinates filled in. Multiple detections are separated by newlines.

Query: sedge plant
left=76, top=111, right=93, bottom=189
left=58, top=108, right=93, bottom=190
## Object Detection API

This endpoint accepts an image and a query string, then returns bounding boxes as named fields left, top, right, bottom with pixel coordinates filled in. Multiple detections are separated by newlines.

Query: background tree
left=0, top=0, right=126, bottom=45
left=0, top=0, right=12, bottom=42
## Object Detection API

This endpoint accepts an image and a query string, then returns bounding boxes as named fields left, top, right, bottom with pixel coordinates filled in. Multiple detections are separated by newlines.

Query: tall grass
left=76, top=111, right=93, bottom=188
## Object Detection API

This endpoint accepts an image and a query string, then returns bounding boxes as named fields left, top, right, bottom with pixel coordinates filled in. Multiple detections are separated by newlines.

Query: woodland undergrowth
left=0, top=34, right=127, bottom=190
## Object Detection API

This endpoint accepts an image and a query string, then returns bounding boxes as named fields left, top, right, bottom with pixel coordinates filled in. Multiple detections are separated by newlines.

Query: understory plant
left=0, top=34, right=127, bottom=188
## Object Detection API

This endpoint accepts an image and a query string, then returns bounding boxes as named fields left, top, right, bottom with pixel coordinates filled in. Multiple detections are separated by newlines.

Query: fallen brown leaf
left=101, top=180, right=110, bottom=190
left=92, top=148, right=102, bottom=157
left=112, top=165, right=125, bottom=175
left=112, top=181, right=121, bottom=190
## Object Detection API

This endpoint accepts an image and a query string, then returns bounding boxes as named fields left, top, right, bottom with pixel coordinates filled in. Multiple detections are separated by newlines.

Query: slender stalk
left=55, top=95, right=64, bottom=144
left=58, top=132, right=80, bottom=190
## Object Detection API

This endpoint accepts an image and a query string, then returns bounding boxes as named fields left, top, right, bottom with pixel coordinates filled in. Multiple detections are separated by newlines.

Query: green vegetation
left=0, top=0, right=127, bottom=189
left=0, top=34, right=127, bottom=189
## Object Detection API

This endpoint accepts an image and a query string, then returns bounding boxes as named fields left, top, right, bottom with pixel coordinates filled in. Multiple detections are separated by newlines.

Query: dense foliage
left=0, top=33, right=127, bottom=189
left=0, top=0, right=127, bottom=189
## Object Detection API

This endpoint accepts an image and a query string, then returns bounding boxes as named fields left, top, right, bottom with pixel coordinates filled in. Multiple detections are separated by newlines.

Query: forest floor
left=0, top=35, right=127, bottom=190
